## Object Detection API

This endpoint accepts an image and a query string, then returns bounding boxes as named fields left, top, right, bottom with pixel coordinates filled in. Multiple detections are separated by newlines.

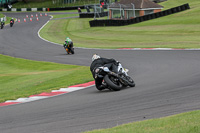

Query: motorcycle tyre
left=71, top=49, right=74, bottom=54
left=126, top=76, right=135, bottom=87
left=104, top=75, right=123, bottom=91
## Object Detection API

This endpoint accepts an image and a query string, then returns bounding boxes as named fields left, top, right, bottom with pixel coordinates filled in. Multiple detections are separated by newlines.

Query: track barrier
left=89, top=3, right=190, bottom=27
left=79, top=12, right=108, bottom=18
left=0, top=6, right=85, bottom=12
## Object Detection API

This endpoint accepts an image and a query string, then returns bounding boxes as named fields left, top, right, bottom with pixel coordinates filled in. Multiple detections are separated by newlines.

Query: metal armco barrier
left=89, top=3, right=190, bottom=27
left=0, top=6, right=84, bottom=12
left=79, top=12, right=108, bottom=18
left=0, top=8, right=46, bottom=11
left=48, top=6, right=84, bottom=11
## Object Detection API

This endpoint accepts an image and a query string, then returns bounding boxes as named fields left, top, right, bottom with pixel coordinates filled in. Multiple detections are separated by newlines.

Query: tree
left=22, top=0, right=27, bottom=3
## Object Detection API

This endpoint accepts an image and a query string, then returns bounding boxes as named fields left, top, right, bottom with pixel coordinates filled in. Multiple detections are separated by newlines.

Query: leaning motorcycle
left=95, top=63, right=135, bottom=91
left=64, top=45, right=74, bottom=54
left=10, top=20, right=14, bottom=27
left=1, top=22, right=4, bottom=29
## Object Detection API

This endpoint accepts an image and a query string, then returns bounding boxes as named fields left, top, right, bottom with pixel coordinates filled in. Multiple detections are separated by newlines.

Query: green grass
left=0, top=14, right=13, bottom=25
left=52, top=13, right=79, bottom=19
left=6, top=17, right=15, bottom=24
left=0, top=54, right=93, bottom=103
left=45, top=9, right=86, bottom=13
left=84, top=110, right=200, bottom=133
left=39, top=0, right=200, bottom=49
left=0, top=13, right=4, bottom=18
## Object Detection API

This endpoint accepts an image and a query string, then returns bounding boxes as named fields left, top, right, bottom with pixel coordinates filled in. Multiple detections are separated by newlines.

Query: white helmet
left=92, top=54, right=100, bottom=61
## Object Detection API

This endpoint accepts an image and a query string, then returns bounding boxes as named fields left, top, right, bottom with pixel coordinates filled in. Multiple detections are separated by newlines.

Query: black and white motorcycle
left=10, top=20, right=14, bottom=27
left=1, top=22, right=4, bottom=29
left=95, top=63, right=135, bottom=91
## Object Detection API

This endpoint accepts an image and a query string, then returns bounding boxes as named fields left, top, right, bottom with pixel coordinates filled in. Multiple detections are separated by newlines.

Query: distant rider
left=10, top=18, right=14, bottom=24
left=10, top=18, right=15, bottom=26
left=78, top=7, right=82, bottom=13
left=63, top=37, right=73, bottom=50
left=90, top=54, right=119, bottom=91
left=1, top=20, right=5, bottom=29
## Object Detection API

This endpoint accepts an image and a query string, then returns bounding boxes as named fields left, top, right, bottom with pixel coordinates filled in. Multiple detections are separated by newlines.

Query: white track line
left=0, top=84, right=95, bottom=107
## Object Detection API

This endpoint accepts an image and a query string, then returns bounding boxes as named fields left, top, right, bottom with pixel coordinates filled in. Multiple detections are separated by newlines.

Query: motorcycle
left=1, top=22, right=4, bottom=29
left=95, top=63, right=135, bottom=91
left=64, top=45, right=74, bottom=54
left=10, top=20, right=14, bottom=27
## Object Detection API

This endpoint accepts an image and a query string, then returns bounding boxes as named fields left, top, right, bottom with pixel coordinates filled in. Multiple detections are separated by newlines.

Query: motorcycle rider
left=63, top=37, right=73, bottom=51
left=78, top=7, right=82, bottom=13
left=90, top=54, right=119, bottom=90
left=10, top=18, right=15, bottom=24
left=1, top=20, right=5, bottom=29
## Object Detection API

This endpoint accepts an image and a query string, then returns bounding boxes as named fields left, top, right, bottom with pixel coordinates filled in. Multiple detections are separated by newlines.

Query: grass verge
left=0, top=13, right=11, bottom=24
left=39, top=0, right=200, bottom=49
left=84, top=110, right=200, bottom=133
left=0, top=13, right=4, bottom=18
left=52, top=13, right=79, bottom=19
left=0, top=54, right=93, bottom=103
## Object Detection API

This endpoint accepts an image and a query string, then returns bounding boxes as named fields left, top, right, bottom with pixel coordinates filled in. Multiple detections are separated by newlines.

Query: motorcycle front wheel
left=104, top=75, right=123, bottom=91
left=126, top=76, right=135, bottom=87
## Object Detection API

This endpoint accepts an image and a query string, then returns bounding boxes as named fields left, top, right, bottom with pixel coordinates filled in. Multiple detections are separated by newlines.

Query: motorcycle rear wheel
left=71, top=49, right=74, bottom=54
left=104, top=75, right=123, bottom=91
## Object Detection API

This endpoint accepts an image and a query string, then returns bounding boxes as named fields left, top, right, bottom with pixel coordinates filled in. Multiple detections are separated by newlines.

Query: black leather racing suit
left=90, top=58, right=117, bottom=90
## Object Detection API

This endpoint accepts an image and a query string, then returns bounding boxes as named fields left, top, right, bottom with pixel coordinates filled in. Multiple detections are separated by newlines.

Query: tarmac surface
left=0, top=12, right=200, bottom=133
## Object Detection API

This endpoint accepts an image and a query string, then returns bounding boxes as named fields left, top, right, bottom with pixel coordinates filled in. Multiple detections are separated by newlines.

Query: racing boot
left=97, top=83, right=108, bottom=91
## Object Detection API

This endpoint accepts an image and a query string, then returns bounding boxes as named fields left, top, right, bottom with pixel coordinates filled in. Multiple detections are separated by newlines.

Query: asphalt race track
left=0, top=12, right=200, bottom=133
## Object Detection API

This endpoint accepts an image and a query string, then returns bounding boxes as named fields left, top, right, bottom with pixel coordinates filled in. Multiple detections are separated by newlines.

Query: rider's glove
left=94, top=68, right=102, bottom=79
left=95, top=68, right=102, bottom=74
